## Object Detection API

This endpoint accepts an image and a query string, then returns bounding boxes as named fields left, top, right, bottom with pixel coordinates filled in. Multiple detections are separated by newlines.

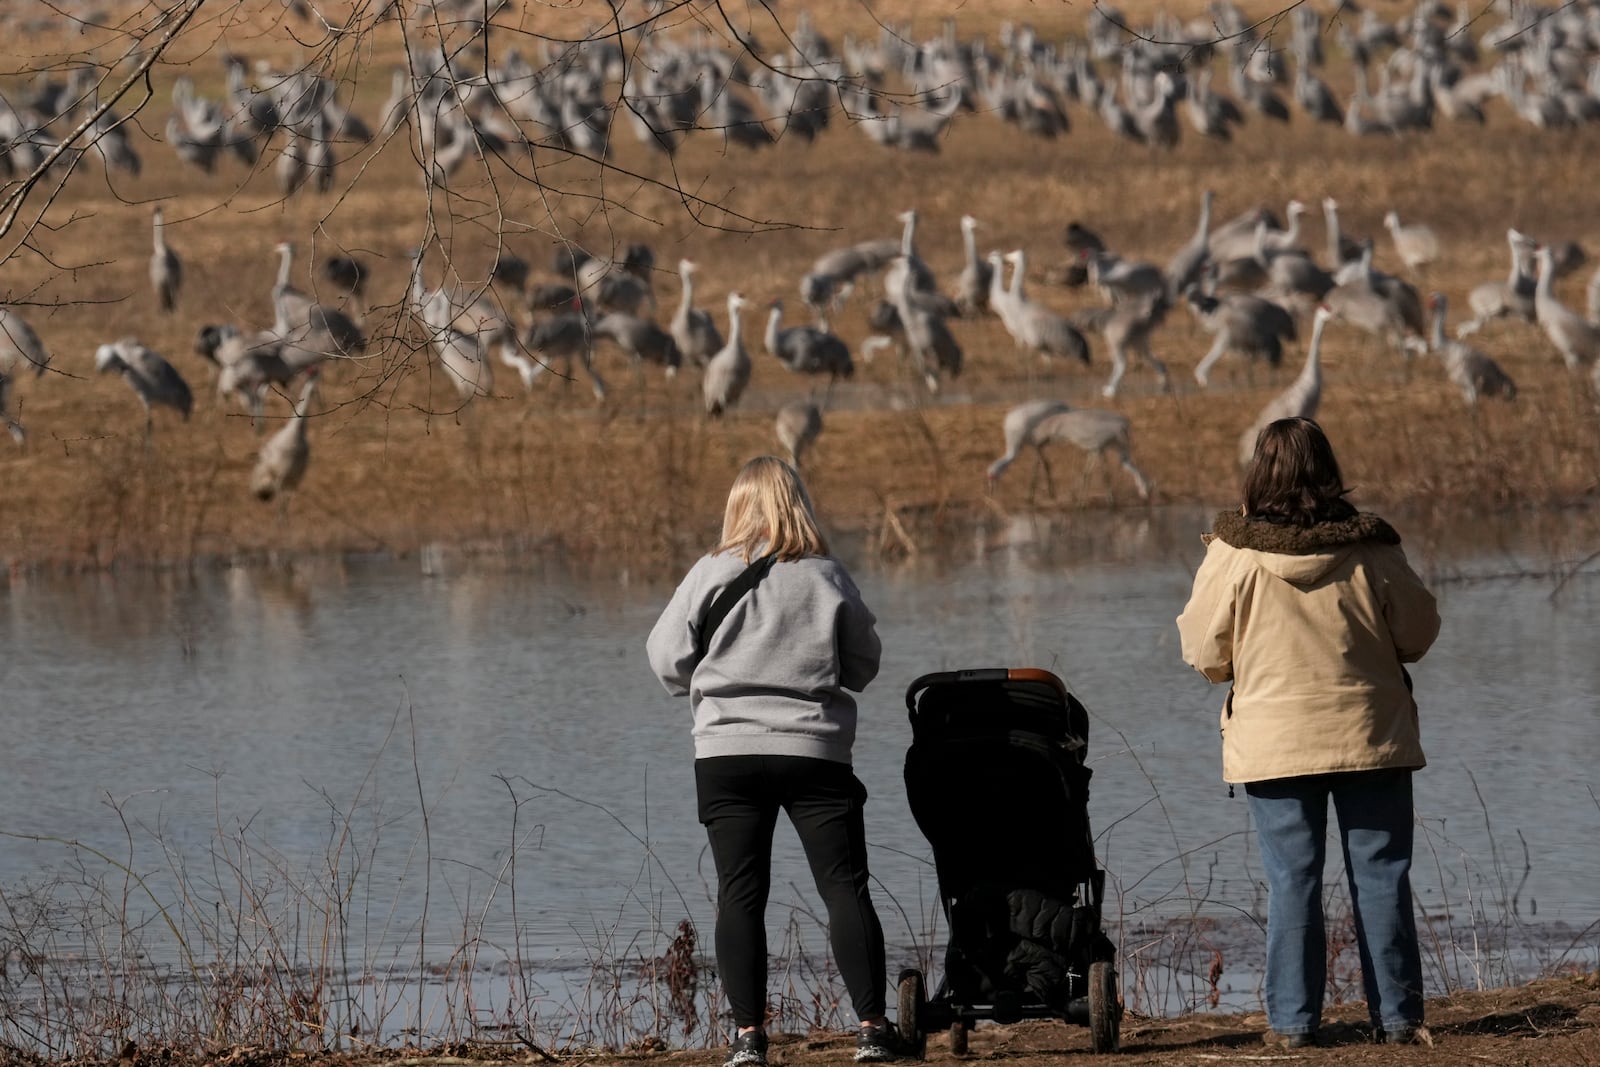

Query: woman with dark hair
left=647, top=456, right=904, bottom=1067
left=1177, top=418, right=1441, bottom=1048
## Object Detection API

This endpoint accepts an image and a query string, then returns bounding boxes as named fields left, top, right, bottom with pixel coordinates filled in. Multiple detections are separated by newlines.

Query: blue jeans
left=1246, top=768, right=1423, bottom=1036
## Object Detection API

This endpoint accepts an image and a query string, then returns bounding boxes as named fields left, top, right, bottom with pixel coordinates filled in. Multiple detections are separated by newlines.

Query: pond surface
left=2, top=507, right=1596, bottom=1042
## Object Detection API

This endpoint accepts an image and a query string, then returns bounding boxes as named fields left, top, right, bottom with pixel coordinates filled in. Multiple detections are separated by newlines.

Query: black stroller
left=895, top=668, right=1121, bottom=1056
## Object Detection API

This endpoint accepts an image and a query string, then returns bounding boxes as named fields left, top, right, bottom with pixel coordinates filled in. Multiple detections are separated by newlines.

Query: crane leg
left=1117, top=445, right=1152, bottom=501
left=0, top=378, right=21, bottom=446
left=1102, top=343, right=1127, bottom=399
left=1142, top=341, right=1171, bottom=393
left=1195, top=336, right=1228, bottom=387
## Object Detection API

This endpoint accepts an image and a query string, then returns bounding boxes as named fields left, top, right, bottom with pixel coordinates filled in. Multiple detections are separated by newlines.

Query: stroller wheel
left=948, top=1021, right=968, bottom=1054
left=896, top=969, right=927, bottom=1059
left=1088, top=960, right=1121, bottom=1054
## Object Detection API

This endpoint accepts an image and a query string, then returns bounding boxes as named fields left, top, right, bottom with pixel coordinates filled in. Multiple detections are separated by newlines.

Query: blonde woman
left=647, top=456, right=903, bottom=1066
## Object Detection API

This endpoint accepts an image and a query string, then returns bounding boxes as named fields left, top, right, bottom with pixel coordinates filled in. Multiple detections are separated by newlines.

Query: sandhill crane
left=1185, top=67, right=1245, bottom=139
left=592, top=312, right=681, bottom=376
left=1325, top=242, right=1427, bottom=356
left=1457, top=229, right=1536, bottom=337
left=1321, top=198, right=1366, bottom=275
left=671, top=259, right=722, bottom=366
left=1238, top=305, right=1331, bottom=467
left=1533, top=245, right=1600, bottom=370
left=799, top=237, right=900, bottom=315
left=764, top=300, right=853, bottom=382
left=270, top=241, right=366, bottom=367
left=95, top=338, right=194, bottom=435
left=987, top=251, right=1019, bottom=334
left=149, top=208, right=182, bottom=313
left=888, top=255, right=963, bottom=391
left=522, top=300, right=607, bottom=401
left=1187, top=289, right=1296, bottom=386
left=1004, top=250, right=1091, bottom=365
left=1072, top=292, right=1170, bottom=398
left=955, top=215, right=992, bottom=315
left=0, top=306, right=50, bottom=444
left=703, top=292, right=751, bottom=417
left=1384, top=211, right=1440, bottom=278
left=775, top=400, right=823, bottom=467
left=196, top=323, right=296, bottom=428
left=1426, top=293, right=1517, bottom=404
left=251, top=374, right=316, bottom=502
left=1165, top=189, right=1213, bottom=301
left=1255, top=219, right=1334, bottom=316
left=986, top=399, right=1151, bottom=502
left=883, top=209, right=952, bottom=315
left=1208, top=203, right=1280, bottom=263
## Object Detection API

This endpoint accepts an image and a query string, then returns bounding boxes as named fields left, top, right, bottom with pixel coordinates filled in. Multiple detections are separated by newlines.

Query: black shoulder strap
left=694, top=554, right=777, bottom=663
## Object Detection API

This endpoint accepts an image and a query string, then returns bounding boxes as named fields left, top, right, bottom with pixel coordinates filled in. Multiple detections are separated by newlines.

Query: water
left=1, top=509, right=1597, bottom=1044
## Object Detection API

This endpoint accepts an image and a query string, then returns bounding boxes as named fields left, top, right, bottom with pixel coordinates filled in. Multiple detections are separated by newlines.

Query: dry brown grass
left=3, top=0, right=1600, bottom=573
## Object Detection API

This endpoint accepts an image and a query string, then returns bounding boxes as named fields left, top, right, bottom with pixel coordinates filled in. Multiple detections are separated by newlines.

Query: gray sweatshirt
left=646, top=551, right=882, bottom=764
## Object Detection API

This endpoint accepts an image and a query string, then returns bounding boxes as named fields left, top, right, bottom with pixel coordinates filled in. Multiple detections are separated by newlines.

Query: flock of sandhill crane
left=5, top=0, right=1600, bottom=509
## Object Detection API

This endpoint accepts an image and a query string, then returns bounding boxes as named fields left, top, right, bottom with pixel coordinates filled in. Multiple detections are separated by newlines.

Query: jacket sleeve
left=1377, top=545, right=1441, bottom=663
left=836, top=572, right=882, bottom=693
left=646, top=564, right=705, bottom=698
left=1176, top=542, right=1237, bottom=683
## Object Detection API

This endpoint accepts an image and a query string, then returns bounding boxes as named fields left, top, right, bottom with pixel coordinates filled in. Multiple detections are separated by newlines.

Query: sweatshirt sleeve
left=1377, top=545, right=1441, bottom=663
left=1176, top=541, right=1237, bottom=684
left=646, top=563, right=706, bottom=698
left=835, top=570, right=882, bottom=693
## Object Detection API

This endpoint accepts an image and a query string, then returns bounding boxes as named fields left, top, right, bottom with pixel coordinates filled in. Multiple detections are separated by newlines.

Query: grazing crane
left=1533, top=244, right=1600, bottom=370
left=671, top=259, right=723, bottom=366
left=1384, top=211, right=1441, bottom=278
left=94, top=338, right=193, bottom=435
left=703, top=292, right=751, bottom=417
left=1187, top=289, right=1296, bottom=386
left=764, top=300, right=853, bottom=382
left=251, top=374, right=316, bottom=503
left=1238, top=305, right=1331, bottom=467
left=149, top=207, right=182, bottom=313
left=1002, top=250, right=1091, bottom=365
left=954, top=215, right=992, bottom=315
left=0, top=306, right=50, bottom=444
left=775, top=400, right=823, bottom=468
left=1426, top=293, right=1517, bottom=404
left=1456, top=229, right=1536, bottom=337
left=986, top=399, right=1151, bottom=502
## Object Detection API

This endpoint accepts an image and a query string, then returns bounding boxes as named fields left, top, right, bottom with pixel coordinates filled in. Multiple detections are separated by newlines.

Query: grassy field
left=2, top=0, right=1599, bottom=573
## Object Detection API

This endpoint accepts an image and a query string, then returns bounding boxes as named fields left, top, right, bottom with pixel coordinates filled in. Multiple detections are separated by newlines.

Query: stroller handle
left=903, top=667, right=1069, bottom=713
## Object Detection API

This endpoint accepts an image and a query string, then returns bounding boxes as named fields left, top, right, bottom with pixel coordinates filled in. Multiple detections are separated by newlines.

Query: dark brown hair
left=1242, top=417, right=1351, bottom=527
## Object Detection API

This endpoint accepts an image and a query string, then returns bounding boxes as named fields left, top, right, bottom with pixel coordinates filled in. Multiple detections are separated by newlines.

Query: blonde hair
left=717, top=456, right=829, bottom=562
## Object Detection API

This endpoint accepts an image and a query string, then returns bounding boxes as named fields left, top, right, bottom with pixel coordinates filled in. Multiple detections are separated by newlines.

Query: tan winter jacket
left=1176, top=508, right=1441, bottom=784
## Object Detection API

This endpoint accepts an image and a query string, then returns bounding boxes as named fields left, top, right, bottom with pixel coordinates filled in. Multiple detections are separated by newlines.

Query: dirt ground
left=79, top=973, right=1600, bottom=1066
left=4, top=2, right=1600, bottom=575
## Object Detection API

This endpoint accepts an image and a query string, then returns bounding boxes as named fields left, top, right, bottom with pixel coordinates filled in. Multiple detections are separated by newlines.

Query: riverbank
left=53, top=973, right=1600, bottom=1066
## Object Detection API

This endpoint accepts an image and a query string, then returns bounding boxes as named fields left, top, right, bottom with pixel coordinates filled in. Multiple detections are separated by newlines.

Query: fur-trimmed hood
left=1207, top=508, right=1402, bottom=586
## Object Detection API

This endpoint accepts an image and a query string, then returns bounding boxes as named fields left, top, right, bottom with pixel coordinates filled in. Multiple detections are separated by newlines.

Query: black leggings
left=695, top=754, right=888, bottom=1029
